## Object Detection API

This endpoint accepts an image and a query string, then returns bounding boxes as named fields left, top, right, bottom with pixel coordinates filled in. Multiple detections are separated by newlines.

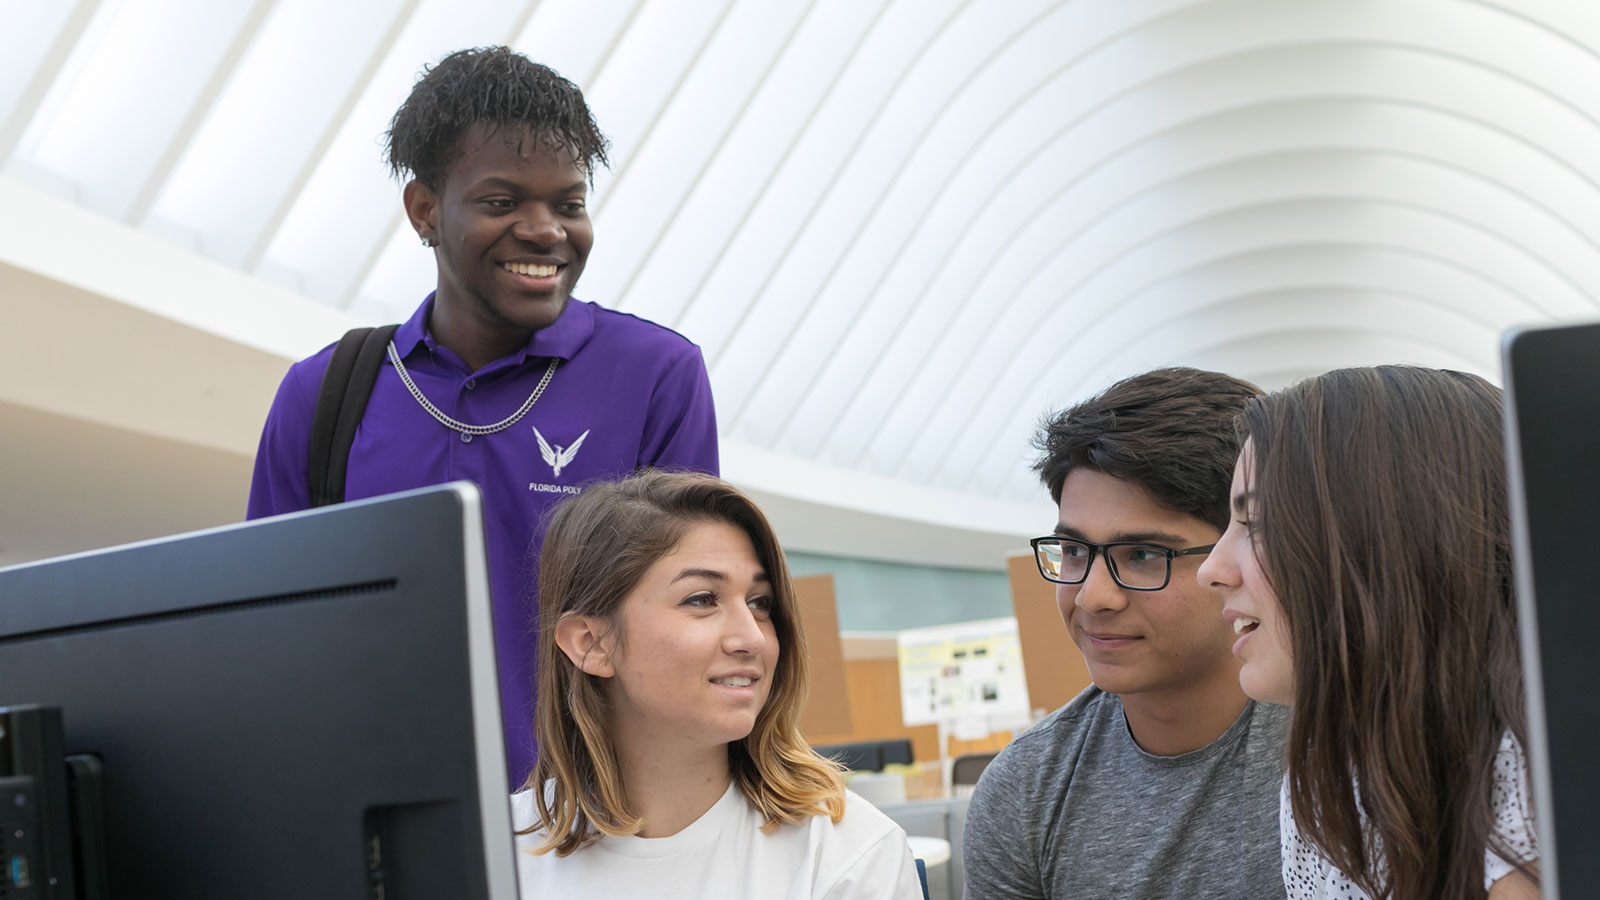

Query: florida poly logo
left=533, top=427, right=589, bottom=478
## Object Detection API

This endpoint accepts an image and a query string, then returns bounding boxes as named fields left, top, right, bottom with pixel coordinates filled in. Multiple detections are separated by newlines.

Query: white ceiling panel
left=733, top=0, right=1066, bottom=448
left=513, top=0, right=645, bottom=87
left=13, top=1, right=258, bottom=218
left=580, top=0, right=814, bottom=309
left=584, top=0, right=734, bottom=210
left=675, top=0, right=968, bottom=364
left=712, top=0, right=1055, bottom=437
left=7, top=0, right=1600, bottom=563
left=0, top=0, right=96, bottom=160
left=149, top=0, right=408, bottom=266
left=610, top=0, right=896, bottom=328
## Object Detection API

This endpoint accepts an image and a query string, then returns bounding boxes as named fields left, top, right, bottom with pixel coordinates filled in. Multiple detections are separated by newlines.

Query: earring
left=420, top=235, right=436, bottom=248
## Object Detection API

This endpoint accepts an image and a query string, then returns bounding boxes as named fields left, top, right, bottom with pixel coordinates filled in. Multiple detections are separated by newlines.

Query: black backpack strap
left=307, top=324, right=399, bottom=507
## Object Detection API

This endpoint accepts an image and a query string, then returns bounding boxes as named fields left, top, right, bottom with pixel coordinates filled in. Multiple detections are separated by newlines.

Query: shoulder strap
left=308, top=324, right=399, bottom=507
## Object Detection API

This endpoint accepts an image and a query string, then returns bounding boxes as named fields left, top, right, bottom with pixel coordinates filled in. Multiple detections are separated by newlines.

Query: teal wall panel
left=783, top=550, right=1016, bottom=632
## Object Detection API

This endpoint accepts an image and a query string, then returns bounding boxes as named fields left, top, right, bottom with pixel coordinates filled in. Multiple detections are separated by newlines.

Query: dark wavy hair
left=1033, top=367, right=1262, bottom=529
left=386, top=46, right=610, bottom=189
left=1244, top=366, right=1531, bottom=900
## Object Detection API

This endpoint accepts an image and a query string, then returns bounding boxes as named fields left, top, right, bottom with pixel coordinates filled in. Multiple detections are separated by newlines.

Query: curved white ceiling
left=4, top=0, right=1597, bottom=558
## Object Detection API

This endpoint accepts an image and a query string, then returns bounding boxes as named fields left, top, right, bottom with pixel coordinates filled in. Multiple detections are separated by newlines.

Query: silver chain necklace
left=386, top=341, right=560, bottom=436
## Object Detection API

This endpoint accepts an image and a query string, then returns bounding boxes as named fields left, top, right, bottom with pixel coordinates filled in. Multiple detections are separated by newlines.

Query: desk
left=882, top=795, right=969, bottom=900
left=906, top=835, right=952, bottom=899
left=847, top=770, right=908, bottom=805
left=907, top=835, right=951, bottom=867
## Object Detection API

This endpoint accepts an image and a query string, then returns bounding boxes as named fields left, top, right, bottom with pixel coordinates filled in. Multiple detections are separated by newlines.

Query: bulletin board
left=794, top=573, right=854, bottom=735
left=896, top=617, right=1030, bottom=728
left=1006, top=550, right=1093, bottom=716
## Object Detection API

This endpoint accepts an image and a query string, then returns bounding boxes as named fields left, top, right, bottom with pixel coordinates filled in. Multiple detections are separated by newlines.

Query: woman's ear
left=554, top=613, right=615, bottom=678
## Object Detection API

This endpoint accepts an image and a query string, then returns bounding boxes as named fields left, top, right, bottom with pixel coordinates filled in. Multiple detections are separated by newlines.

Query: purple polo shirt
left=247, top=294, right=719, bottom=784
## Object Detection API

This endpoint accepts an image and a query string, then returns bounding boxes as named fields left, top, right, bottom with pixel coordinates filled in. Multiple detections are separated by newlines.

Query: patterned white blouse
left=1280, top=733, right=1539, bottom=898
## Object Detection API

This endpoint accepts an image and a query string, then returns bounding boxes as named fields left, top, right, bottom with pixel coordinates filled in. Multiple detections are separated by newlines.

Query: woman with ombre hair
left=513, top=470, right=922, bottom=899
left=1200, top=366, right=1540, bottom=900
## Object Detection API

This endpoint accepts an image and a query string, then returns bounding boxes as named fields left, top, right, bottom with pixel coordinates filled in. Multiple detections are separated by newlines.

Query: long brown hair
left=1243, top=366, right=1529, bottom=900
left=522, top=470, right=845, bottom=856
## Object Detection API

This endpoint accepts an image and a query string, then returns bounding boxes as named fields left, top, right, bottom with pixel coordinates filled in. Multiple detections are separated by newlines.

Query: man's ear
left=402, top=179, right=440, bottom=246
left=554, top=613, right=615, bottom=678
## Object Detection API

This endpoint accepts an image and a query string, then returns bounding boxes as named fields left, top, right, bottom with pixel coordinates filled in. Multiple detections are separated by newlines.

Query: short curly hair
left=385, top=46, right=610, bottom=190
left=1032, top=367, right=1261, bottom=531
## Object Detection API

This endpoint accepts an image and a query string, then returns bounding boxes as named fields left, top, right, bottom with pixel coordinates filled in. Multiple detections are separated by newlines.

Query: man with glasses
left=963, top=368, right=1289, bottom=899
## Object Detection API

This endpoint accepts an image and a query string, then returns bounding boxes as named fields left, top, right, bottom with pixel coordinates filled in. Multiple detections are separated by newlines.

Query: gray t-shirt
left=962, top=686, right=1289, bottom=899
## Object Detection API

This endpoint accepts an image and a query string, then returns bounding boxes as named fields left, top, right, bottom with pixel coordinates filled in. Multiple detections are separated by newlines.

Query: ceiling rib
left=241, top=0, right=424, bottom=273
left=970, top=323, right=1498, bottom=498
left=721, top=1, right=1067, bottom=435
left=696, top=0, right=971, bottom=374
left=864, top=136, right=1600, bottom=455
left=1017, top=190, right=1595, bottom=376
left=1466, top=0, right=1600, bottom=64
left=604, top=0, right=823, bottom=316
left=342, top=210, right=410, bottom=311
left=1028, top=285, right=1511, bottom=418
left=799, top=40, right=1371, bottom=464
left=936, top=192, right=1586, bottom=492
left=504, top=0, right=548, bottom=50
left=908, top=198, right=1568, bottom=486
left=590, top=0, right=738, bottom=222
left=781, top=1, right=1170, bottom=454
left=840, top=16, right=1600, bottom=468
left=1045, top=274, right=1530, bottom=394
left=124, top=0, right=279, bottom=226
left=661, top=0, right=896, bottom=335
left=549, top=0, right=646, bottom=87
left=805, top=3, right=1345, bottom=458
left=865, top=83, right=1600, bottom=478
left=0, top=0, right=102, bottom=161
left=900, top=235, right=1543, bottom=492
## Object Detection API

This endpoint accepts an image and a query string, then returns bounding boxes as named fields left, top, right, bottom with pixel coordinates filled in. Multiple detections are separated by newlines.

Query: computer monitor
left=1501, top=321, right=1600, bottom=900
left=0, top=483, right=518, bottom=899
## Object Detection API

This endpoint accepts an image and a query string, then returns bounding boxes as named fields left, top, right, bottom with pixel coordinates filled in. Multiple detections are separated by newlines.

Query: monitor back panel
left=0, top=486, right=513, bottom=900
left=1503, top=321, right=1600, bottom=899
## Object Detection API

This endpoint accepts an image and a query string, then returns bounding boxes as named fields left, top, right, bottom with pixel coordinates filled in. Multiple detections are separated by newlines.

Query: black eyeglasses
left=1028, top=536, right=1216, bottom=591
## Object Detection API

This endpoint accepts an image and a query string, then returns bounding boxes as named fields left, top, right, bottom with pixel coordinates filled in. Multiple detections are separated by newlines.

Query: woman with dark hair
left=1199, top=366, right=1540, bottom=900
left=513, top=470, right=922, bottom=898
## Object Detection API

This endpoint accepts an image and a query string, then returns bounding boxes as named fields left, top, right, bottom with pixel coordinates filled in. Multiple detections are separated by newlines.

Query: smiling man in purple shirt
left=247, top=47, right=719, bottom=786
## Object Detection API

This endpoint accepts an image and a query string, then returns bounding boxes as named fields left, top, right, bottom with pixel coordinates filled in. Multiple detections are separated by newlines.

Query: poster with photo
left=897, top=617, right=1031, bottom=727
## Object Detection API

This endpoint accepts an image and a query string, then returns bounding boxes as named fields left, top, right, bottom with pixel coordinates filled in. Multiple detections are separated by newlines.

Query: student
left=246, top=47, right=719, bottom=784
left=513, top=471, right=922, bottom=899
left=1200, top=366, right=1539, bottom=900
left=962, top=367, right=1289, bottom=899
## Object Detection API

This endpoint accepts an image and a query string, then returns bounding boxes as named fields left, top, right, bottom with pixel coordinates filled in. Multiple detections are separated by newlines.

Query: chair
left=813, top=738, right=915, bottom=772
left=950, top=751, right=998, bottom=788
left=879, top=738, right=914, bottom=767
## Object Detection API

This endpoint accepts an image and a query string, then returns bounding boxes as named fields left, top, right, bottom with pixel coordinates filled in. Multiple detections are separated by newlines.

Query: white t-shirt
left=512, top=784, right=924, bottom=899
left=1280, top=732, right=1539, bottom=898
